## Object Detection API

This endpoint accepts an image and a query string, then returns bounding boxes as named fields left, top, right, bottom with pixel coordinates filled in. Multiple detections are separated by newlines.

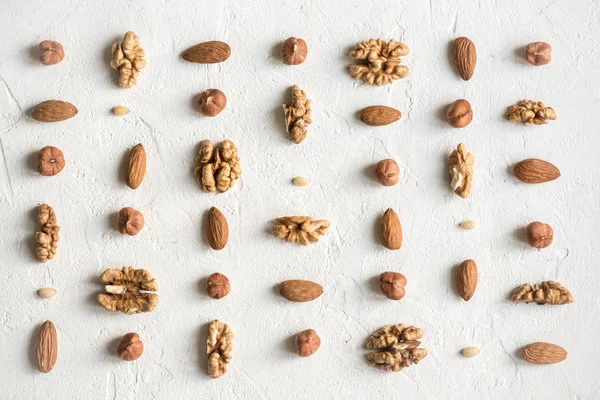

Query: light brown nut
left=453, top=37, right=476, bottom=81
left=199, top=89, right=226, bottom=117
left=292, top=177, right=310, bottom=186
left=525, top=42, right=551, bottom=66
left=36, top=321, right=58, bottom=373
left=207, top=273, right=231, bottom=299
left=446, top=99, right=473, bottom=128
left=38, top=288, right=57, bottom=298
left=375, top=159, right=400, bottom=186
left=295, top=329, right=320, bottom=357
left=117, top=332, right=144, bottom=361
left=182, top=41, right=231, bottom=63
left=280, top=280, right=323, bottom=302
left=37, top=146, right=65, bottom=176
left=522, top=342, right=566, bottom=364
left=117, top=207, right=144, bottom=236
left=456, top=259, right=478, bottom=301
left=39, top=41, right=64, bottom=65
left=526, top=221, right=553, bottom=249
left=207, top=207, right=229, bottom=250
left=112, top=106, right=130, bottom=116
left=378, top=272, right=407, bottom=300
left=125, top=144, right=146, bottom=189
left=380, top=208, right=402, bottom=250
left=459, top=220, right=476, bottom=229
left=461, top=347, right=480, bottom=357
left=281, top=37, right=308, bottom=65
left=513, top=159, right=560, bottom=184
left=32, top=100, right=77, bottom=122
left=360, top=105, right=401, bottom=126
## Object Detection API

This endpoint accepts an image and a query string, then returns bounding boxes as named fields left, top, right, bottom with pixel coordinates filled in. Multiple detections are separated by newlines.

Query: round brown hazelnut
left=280, top=37, right=308, bottom=65
left=374, top=159, right=400, bottom=186
left=117, top=332, right=143, bottom=361
left=526, top=221, right=553, bottom=249
left=525, top=42, right=551, bottom=66
left=446, top=99, right=473, bottom=128
left=38, top=40, right=64, bottom=66
left=295, top=329, right=320, bottom=357
left=37, top=146, right=65, bottom=176
left=206, top=272, right=230, bottom=299
left=116, top=207, right=145, bottom=236
left=198, top=89, right=226, bottom=117
left=378, top=271, right=407, bottom=300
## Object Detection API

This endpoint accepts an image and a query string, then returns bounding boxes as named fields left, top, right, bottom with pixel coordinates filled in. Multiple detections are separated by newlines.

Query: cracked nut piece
left=272, top=216, right=329, bottom=245
left=37, top=146, right=65, bottom=176
left=117, top=207, right=144, bottom=236
left=39, top=40, right=64, bottom=66
left=375, top=159, right=400, bottom=186
left=110, top=31, right=146, bottom=88
left=348, top=39, right=409, bottom=86
left=526, top=221, right=553, bottom=248
left=295, top=329, right=320, bottom=357
left=36, top=204, right=60, bottom=263
left=283, top=85, right=312, bottom=144
left=446, top=99, right=473, bottom=128
left=194, top=139, right=241, bottom=193
left=511, top=281, right=573, bottom=305
left=365, top=324, right=427, bottom=372
left=207, top=320, right=233, bottom=378
left=97, top=266, right=158, bottom=314
left=199, top=89, right=226, bottom=117
left=207, top=273, right=230, bottom=299
left=526, top=42, right=551, bottom=66
left=449, top=143, right=475, bottom=198
left=505, top=100, right=556, bottom=125
left=281, top=37, right=307, bottom=65
left=117, top=332, right=143, bottom=361
left=379, top=272, right=407, bottom=300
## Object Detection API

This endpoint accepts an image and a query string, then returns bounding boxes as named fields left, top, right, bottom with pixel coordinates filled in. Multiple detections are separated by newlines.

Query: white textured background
left=1, top=0, right=599, bottom=399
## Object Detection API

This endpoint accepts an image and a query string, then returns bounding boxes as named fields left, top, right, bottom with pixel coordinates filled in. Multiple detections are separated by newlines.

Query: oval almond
left=182, top=41, right=231, bottom=64
left=456, top=259, right=478, bottom=301
left=280, top=280, right=323, bottom=302
left=380, top=208, right=402, bottom=250
left=32, top=100, right=78, bottom=122
left=453, top=37, right=477, bottom=81
left=522, top=342, right=567, bottom=365
left=360, top=105, right=401, bottom=126
left=125, top=144, right=146, bottom=189
left=36, top=321, right=58, bottom=373
left=207, top=207, right=228, bottom=250
left=514, top=158, right=560, bottom=184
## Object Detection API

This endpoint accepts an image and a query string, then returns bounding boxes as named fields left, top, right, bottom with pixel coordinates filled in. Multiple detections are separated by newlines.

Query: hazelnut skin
left=446, top=99, right=473, bottom=128
left=37, top=146, right=65, bottom=176
left=378, top=271, right=407, bottom=300
left=525, top=42, right=551, bottom=66
left=526, top=221, right=553, bottom=248
left=39, top=40, right=64, bottom=66
left=280, top=37, right=308, bottom=65
left=295, top=329, right=320, bottom=357
left=117, top=207, right=145, bottom=236
left=374, top=159, right=400, bottom=186
left=117, top=332, right=143, bottom=361
left=206, top=273, right=230, bottom=299
left=198, top=89, right=226, bottom=117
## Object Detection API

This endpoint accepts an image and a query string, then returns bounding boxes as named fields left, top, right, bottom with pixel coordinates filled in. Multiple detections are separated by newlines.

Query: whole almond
left=456, top=259, right=478, bottom=301
left=522, top=342, right=567, bottom=364
left=380, top=208, right=402, bottom=250
left=360, top=105, right=401, bottom=126
left=182, top=41, right=231, bottom=64
left=125, top=144, right=146, bottom=189
left=36, top=321, right=58, bottom=373
left=453, top=37, right=477, bottom=81
left=513, top=158, right=560, bottom=184
left=280, top=280, right=323, bottom=302
left=32, top=100, right=77, bottom=122
left=207, top=207, right=228, bottom=250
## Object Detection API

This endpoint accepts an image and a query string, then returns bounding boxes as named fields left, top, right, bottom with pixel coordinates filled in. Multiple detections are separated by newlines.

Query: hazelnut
left=374, top=159, right=400, bottom=186
left=295, top=329, right=320, bottom=357
left=280, top=37, right=308, bottom=65
left=38, top=40, right=64, bottom=66
left=37, top=146, right=65, bottom=176
left=446, top=99, right=473, bottom=128
left=378, top=271, right=407, bottom=300
left=198, top=89, right=226, bottom=117
left=526, top=221, right=553, bottom=248
left=525, top=42, right=551, bottom=66
left=206, top=272, right=230, bottom=299
left=116, top=207, right=145, bottom=236
left=117, top=332, right=144, bottom=361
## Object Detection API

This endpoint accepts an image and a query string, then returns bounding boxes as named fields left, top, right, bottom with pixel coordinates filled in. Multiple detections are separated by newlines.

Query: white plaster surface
left=1, top=0, right=599, bottom=399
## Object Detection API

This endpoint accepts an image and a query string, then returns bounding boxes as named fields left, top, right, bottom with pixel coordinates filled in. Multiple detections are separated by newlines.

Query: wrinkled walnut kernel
left=365, top=324, right=427, bottom=372
left=36, top=204, right=60, bottom=263
left=97, top=266, right=158, bottom=315
left=194, top=139, right=241, bottom=193
left=511, top=281, right=573, bottom=305
left=505, top=100, right=556, bottom=125
left=110, top=31, right=146, bottom=89
left=283, top=85, right=312, bottom=144
left=272, top=216, right=330, bottom=245
left=348, top=39, right=409, bottom=86
left=449, top=143, right=475, bottom=198
left=207, top=320, right=234, bottom=378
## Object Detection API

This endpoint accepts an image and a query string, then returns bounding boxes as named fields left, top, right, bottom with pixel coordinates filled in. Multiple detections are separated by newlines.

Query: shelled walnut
left=207, top=320, right=234, bottom=379
left=194, top=140, right=241, bottom=193
left=272, top=216, right=330, bottom=245
left=449, top=143, right=475, bottom=198
left=504, top=100, right=556, bottom=125
left=36, top=204, right=60, bottom=263
left=97, top=266, right=158, bottom=314
left=511, top=281, right=573, bottom=305
left=110, top=31, right=146, bottom=89
left=282, top=85, right=312, bottom=144
left=365, top=324, right=427, bottom=372
left=348, top=39, right=409, bottom=86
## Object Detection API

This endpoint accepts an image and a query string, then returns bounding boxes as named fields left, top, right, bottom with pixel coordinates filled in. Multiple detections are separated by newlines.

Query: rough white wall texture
left=1, top=0, right=599, bottom=398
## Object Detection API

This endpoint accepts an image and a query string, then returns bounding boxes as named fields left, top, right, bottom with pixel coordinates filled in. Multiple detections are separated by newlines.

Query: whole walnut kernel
left=207, top=273, right=230, bottom=299
left=199, top=89, right=226, bottom=117
left=378, top=272, right=407, bottom=300
left=446, top=99, right=473, bottom=128
left=295, top=329, right=320, bottom=357
left=526, top=42, right=551, bottom=66
left=375, top=159, right=400, bottom=186
left=37, top=146, right=65, bottom=176
left=117, top=207, right=144, bottom=236
left=526, top=221, right=553, bottom=249
left=281, top=37, right=308, bottom=65
left=117, top=332, right=144, bottom=361
left=39, top=40, right=64, bottom=66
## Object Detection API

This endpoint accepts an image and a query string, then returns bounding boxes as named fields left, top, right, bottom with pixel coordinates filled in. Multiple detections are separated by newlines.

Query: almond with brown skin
left=36, top=321, right=58, bottom=373
left=522, top=342, right=567, bottom=364
left=125, top=144, right=146, bottom=189
left=280, top=280, right=323, bottom=302
left=456, top=259, right=478, bottom=301
left=513, top=159, right=560, bottom=184
left=453, top=37, right=477, bottom=81
left=207, top=207, right=228, bottom=250
left=380, top=208, right=402, bottom=250
left=360, top=105, right=401, bottom=126
left=182, top=41, right=231, bottom=64
left=32, top=100, right=77, bottom=122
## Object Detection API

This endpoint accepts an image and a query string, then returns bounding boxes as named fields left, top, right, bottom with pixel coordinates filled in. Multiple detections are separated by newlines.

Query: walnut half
left=97, top=266, right=158, bottom=315
left=194, top=139, right=241, bottom=193
left=207, top=320, right=234, bottom=378
left=272, top=216, right=330, bottom=246
left=282, top=85, right=312, bottom=144
left=511, top=281, right=573, bottom=305
left=110, top=31, right=146, bottom=89
left=364, top=324, right=427, bottom=372
left=348, top=39, right=410, bottom=86
left=449, top=143, right=475, bottom=198
left=36, top=204, right=60, bottom=263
